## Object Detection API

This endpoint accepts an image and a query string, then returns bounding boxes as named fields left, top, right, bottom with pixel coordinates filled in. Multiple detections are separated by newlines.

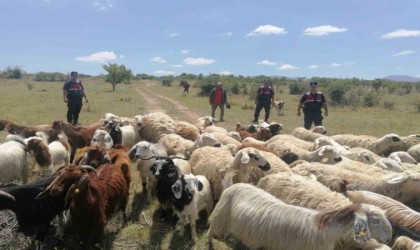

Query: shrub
left=289, top=82, right=305, bottom=95
left=3, top=66, right=24, bottom=79
left=329, top=83, right=347, bottom=105
left=414, top=97, right=420, bottom=113
left=161, top=79, right=172, bottom=87
left=231, top=83, right=240, bottom=94
left=198, top=82, right=214, bottom=96
left=363, top=92, right=380, bottom=107
left=383, top=100, right=394, bottom=109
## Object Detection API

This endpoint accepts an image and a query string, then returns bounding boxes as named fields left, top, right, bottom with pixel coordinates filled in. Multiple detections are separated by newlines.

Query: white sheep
left=331, top=133, right=402, bottom=156
left=389, top=151, right=418, bottom=165
left=190, top=147, right=271, bottom=201
left=372, top=158, right=404, bottom=172
left=102, top=112, right=135, bottom=126
left=47, top=133, right=71, bottom=172
left=226, top=131, right=242, bottom=142
left=195, top=116, right=215, bottom=130
left=90, top=129, right=113, bottom=149
left=291, top=126, right=327, bottom=142
left=158, top=133, right=221, bottom=157
left=292, top=162, right=420, bottom=204
left=345, top=190, right=420, bottom=244
left=257, top=173, right=393, bottom=249
left=133, top=112, right=176, bottom=143
left=171, top=174, right=213, bottom=241
left=210, top=131, right=242, bottom=147
left=207, top=183, right=392, bottom=250
left=276, top=144, right=343, bottom=165
left=266, top=134, right=314, bottom=150
left=128, top=141, right=168, bottom=202
left=408, top=144, right=420, bottom=162
left=391, top=236, right=420, bottom=250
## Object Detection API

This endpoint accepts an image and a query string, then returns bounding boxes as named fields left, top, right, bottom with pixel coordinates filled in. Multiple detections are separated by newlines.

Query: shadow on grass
left=129, top=191, right=150, bottom=222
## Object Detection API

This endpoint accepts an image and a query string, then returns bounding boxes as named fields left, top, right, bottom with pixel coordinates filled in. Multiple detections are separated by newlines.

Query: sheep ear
left=197, top=135, right=204, bottom=146
left=64, top=175, right=89, bottom=206
left=127, top=145, right=137, bottom=161
left=196, top=179, right=203, bottom=192
left=387, top=174, right=407, bottom=184
left=318, top=147, right=326, bottom=156
left=171, top=180, right=183, bottom=199
left=353, top=213, right=371, bottom=243
left=241, top=151, right=250, bottom=164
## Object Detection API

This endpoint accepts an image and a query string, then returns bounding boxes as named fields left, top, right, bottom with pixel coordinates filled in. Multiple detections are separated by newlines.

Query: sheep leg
left=146, top=176, right=156, bottom=202
left=189, top=214, right=198, bottom=241
left=178, top=214, right=185, bottom=237
left=55, top=213, right=65, bottom=238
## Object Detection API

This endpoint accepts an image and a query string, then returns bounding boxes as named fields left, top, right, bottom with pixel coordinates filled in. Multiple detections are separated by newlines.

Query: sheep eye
left=254, top=157, right=259, bottom=161
left=372, top=219, right=380, bottom=224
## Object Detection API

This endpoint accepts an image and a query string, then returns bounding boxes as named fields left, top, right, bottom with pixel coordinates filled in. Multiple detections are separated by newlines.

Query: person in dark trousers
left=297, top=81, right=328, bottom=129
left=209, top=82, right=228, bottom=122
left=63, top=71, right=88, bottom=126
left=252, top=80, right=275, bottom=123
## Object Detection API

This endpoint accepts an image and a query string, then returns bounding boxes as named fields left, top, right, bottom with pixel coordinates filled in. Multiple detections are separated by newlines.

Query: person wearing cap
left=252, top=80, right=275, bottom=123
left=209, top=82, right=228, bottom=122
left=63, top=71, right=88, bottom=126
left=297, top=81, right=328, bottom=129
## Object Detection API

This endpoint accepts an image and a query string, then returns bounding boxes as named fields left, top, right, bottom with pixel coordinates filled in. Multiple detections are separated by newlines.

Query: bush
left=289, top=82, right=305, bottom=95
left=198, top=82, right=214, bottom=96
left=161, top=79, right=172, bottom=87
left=414, top=97, right=420, bottom=113
left=3, top=66, right=24, bottom=79
left=231, top=83, right=240, bottom=94
left=329, top=83, right=347, bottom=105
left=363, top=92, right=380, bottom=107
left=383, top=100, right=394, bottom=109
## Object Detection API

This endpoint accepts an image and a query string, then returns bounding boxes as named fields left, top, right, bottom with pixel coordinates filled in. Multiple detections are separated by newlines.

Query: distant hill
left=383, top=75, right=420, bottom=82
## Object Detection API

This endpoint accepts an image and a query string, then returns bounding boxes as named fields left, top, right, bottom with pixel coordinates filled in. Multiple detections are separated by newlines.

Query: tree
left=102, top=63, right=133, bottom=91
left=3, top=66, right=24, bottom=79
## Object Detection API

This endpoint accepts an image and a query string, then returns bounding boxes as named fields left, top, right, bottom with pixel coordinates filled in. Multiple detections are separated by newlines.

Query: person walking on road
left=209, top=82, right=228, bottom=122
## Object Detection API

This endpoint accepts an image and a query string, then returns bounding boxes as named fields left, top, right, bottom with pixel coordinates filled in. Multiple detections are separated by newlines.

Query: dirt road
left=134, top=83, right=201, bottom=123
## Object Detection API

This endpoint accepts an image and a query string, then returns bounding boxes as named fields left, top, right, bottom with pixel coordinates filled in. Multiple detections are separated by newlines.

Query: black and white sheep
left=171, top=173, right=213, bottom=241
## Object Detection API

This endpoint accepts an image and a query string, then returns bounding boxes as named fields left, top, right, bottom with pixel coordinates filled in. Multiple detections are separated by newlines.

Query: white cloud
left=247, top=25, right=287, bottom=36
left=75, top=51, right=117, bottom=63
left=184, top=57, right=215, bottom=65
left=416, top=74, right=420, bottom=78
left=308, top=65, right=319, bottom=69
left=381, top=29, right=420, bottom=39
left=150, top=56, right=167, bottom=63
left=329, top=63, right=341, bottom=67
left=93, top=0, right=114, bottom=11
left=218, top=71, right=232, bottom=75
left=169, top=33, right=179, bottom=37
left=392, top=50, right=415, bottom=56
left=218, top=32, right=233, bottom=36
left=277, top=64, right=299, bottom=70
left=170, top=64, right=183, bottom=68
left=303, top=25, right=347, bottom=36
left=120, top=55, right=125, bottom=58
left=256, top=60, right=277, bottom=66
left=180, top=49, right=193, bottom=54
left=155, top=70, right=175, bottom=75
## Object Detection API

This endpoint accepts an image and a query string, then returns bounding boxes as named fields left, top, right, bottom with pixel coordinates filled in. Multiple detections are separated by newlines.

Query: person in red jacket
left=297, top=81, right=328, bottom=129
left=209, top=82, right=228, bottom=122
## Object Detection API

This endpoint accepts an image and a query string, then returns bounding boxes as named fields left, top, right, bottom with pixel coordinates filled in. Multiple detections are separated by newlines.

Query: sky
left=0, top=0, right=419, bottom=80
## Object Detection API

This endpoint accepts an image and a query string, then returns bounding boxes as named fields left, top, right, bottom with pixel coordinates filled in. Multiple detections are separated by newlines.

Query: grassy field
left=0, top=78, right=419, bottom=249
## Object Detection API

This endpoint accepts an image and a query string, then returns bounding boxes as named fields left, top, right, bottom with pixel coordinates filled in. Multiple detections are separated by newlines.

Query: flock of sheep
left=0, top=112, right=419, bottom=250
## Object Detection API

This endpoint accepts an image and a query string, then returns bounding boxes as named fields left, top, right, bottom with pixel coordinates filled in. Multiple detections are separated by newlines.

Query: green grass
left=0, top=78, right=419, bottom=249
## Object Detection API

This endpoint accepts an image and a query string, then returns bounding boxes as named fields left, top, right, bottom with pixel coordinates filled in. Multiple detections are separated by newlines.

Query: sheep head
left=25, top=137, right=52, bottom=167
left=196, top=133, right=221, bottom=148
left=236, top=148, right=271, bottom=171
left=171, top=174, right=203, bottom=200
left=354, top=204, right=392, bottom=245
left=317, top=145, right=342, bottom=163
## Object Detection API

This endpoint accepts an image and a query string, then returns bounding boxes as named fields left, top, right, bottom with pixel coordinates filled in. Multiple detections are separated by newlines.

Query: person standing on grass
left=297, top=81, right=328, bottom=129
left=63, top=71, right=88, bottom=126
left=209, top=82, right=228, bottom=122
left=252, top=80, right=275, bottom=123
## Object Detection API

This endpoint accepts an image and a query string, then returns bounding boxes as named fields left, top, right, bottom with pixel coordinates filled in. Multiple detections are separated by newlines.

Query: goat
left=105, top=121, right=140, bottom=148
left=0, top=174, right=66, bottom=250
left=171, top=174, right=213, bottom=241
left=77, top=146, right=131, bottom=189
left=1, top=120, right=50, bottom=138
left=49, top=120, right=100, bottom=163
left=37, top=164, right=128, bottom=248
left=91, top=129, right=113, bottom=149
left=208, top=183, right=392, bottom=250
left=0, top=137, right=51, bottom=184
left=236, top=127, right=273, bottom=141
